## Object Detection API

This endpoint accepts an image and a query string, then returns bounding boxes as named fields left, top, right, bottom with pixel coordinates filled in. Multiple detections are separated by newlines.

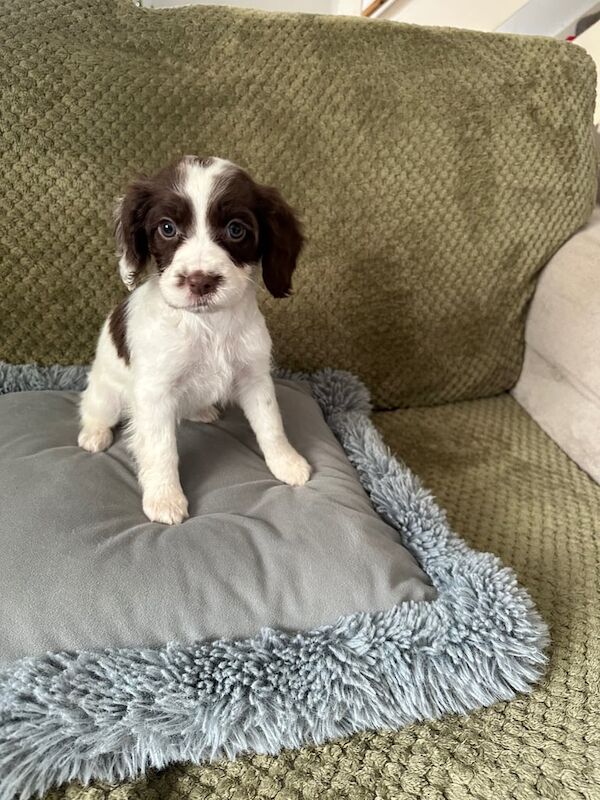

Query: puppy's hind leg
left=79, top=371, right=124, bottom=452
left=179, top=391, right=220, bottom=424
left=79, top=331, right=126, bottom=452
left=186, top=404, right=220, bottom=424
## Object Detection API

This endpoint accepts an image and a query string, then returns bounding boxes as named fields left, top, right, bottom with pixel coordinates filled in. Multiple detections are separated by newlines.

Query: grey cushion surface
left=0, top=379, right=435, bottom=666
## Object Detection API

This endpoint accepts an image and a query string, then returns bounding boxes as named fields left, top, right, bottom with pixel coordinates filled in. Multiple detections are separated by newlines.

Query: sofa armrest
left=512, top=208, right=600, bottom=484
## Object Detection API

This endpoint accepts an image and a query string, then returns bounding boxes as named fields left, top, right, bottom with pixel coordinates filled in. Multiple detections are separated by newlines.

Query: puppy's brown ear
left=256, top=185, right=304, bottom=298
left=114, top=178, right=152, bottom=291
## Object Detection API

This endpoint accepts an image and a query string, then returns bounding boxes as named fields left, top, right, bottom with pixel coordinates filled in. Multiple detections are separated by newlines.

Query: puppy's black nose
left=187, top=271, right=222, bottom=297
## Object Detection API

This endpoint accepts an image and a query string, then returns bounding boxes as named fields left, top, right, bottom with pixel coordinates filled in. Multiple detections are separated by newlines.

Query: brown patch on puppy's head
left=114, top=157, right=304, bottom=305
left=115, top=160, right=194, bottom=288
left=207, top=167, right=304, bottom=298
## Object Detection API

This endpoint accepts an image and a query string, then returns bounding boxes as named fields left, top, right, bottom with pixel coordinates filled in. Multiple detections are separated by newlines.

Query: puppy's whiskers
left=243, top=273, right=260, bottom=290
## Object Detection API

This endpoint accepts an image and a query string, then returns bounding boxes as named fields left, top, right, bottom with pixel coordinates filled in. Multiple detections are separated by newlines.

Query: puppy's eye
left=159, top=219, right=177, bottom=239
left=226, top=220, right=246, bottom=241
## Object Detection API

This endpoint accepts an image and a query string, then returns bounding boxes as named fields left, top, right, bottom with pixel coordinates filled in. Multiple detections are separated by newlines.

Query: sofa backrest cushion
left=0, top=0, right=596, bottom=407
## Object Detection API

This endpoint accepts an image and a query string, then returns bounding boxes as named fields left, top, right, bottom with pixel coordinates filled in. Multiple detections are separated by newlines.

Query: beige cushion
left=512, top=208, right=600, bottom=484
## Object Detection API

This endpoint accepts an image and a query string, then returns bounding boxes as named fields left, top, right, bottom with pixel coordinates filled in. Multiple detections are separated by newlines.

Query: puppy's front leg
left=131, top=392, right=188, bottom=525
left=237, top=374, right=311, bottom=486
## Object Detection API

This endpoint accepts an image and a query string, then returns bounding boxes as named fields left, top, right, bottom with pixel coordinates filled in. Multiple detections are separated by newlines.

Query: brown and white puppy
left=79, top=156, right=310, bottom=524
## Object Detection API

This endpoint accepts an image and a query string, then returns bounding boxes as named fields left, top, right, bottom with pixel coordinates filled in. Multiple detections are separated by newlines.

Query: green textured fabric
left=42, top=394, right=600, bottom=799
left=0, top=0, right=597, bottom=407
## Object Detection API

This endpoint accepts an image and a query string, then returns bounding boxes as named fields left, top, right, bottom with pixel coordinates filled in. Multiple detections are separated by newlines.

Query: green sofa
left=2, top=0, right=599, bottom=797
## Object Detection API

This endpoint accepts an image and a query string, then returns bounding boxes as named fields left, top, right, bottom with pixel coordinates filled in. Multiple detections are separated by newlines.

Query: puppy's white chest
left=165, top=318, right=247, bottom=408
left=180, top=345, right=235, bottom=405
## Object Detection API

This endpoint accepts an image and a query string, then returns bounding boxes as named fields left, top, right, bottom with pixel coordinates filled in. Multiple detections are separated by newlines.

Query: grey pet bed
left=0, top=364, right=548, bottom=799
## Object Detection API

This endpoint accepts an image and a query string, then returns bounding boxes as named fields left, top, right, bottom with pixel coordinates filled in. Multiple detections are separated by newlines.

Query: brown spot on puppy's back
left=109, top=297, right=130, bottom=364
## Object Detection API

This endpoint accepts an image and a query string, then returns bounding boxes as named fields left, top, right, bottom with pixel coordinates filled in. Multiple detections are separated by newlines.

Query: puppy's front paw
left=143, top=487, right=189, bottom=525
left=267, top=447, right=311, bottom=486
left=187, top=405, right=220, bottom=424
left=78, top=426, right=113, bottom=452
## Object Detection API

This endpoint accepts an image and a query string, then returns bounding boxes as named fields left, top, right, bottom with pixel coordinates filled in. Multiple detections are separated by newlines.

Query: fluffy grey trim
left=0, top=363, right=549, bottom=799
left=0, top=361, right=88, bottom=395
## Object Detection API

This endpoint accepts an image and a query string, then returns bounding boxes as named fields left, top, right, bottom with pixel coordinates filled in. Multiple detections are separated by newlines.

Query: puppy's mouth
left=189, top=300, right=214, bottom=312
left=163, top=295, right=220, bottom=313
left=187, top=294, right=221, bottom=312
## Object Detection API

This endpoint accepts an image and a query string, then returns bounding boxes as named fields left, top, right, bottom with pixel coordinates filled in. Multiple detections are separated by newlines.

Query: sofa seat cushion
left=372, top=394, right=600, bottom=799
left=43, top=393, right=600, bottom=799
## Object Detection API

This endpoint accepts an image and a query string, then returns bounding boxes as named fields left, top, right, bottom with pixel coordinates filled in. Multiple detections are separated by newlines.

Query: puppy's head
left=115, top=156, right=303, bottom=310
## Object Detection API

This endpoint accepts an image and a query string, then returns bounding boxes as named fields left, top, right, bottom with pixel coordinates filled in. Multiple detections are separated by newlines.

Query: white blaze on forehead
left=180, top=157, right=233, bottom=241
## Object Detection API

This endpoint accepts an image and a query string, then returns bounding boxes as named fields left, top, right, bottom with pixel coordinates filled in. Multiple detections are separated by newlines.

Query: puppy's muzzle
left=187, top=271, right=222, bottom=297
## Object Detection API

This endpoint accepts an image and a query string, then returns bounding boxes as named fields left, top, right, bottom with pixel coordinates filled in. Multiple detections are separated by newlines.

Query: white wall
left=374, top=1, right=528, bottom=30
left=573, top=20, right=600, bottom=123
left=143, top=0, right=600, bottom=38
left=370, top=0, right=600, bottom=36
left=144, top=0, right=342, bottom=11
